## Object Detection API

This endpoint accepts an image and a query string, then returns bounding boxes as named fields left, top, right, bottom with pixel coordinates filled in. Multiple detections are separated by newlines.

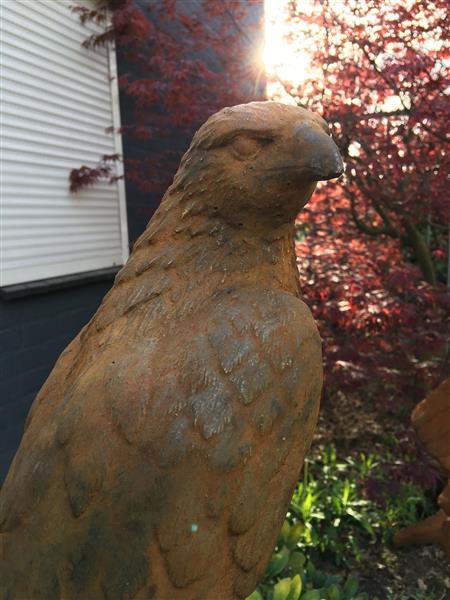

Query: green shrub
left=245, top=531, right=368, bottom=599
left=245, top=446, right=436, bottom=600
left=288, top=446, right=434, bottom=563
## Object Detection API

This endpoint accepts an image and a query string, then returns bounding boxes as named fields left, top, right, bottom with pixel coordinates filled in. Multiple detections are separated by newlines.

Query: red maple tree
left=271, top=0, right=450, bottom=405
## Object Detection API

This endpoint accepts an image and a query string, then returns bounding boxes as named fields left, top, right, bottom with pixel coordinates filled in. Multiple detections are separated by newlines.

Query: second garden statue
left=0, top=101, right=344, bottom=600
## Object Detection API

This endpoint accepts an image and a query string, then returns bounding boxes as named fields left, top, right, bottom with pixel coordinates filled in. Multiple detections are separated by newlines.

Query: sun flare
left=263, top=0, right=313, bottom=102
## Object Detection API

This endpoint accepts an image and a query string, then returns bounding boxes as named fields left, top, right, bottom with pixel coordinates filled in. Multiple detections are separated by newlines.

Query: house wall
left=0, top=0, right=264, bottom=482
left=0, top=0, right=128, bottom=482
left=1, top=0, right=129, bottom=288
left=0, top=281, right=112, bottom=480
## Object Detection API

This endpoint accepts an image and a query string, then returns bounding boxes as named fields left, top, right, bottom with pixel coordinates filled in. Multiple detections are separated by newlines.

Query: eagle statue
left=0, top=101, right=344, bottom=599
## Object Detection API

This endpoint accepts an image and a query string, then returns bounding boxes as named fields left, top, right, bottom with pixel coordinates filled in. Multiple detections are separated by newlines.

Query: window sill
left=0, top=267, right=121, bottom=300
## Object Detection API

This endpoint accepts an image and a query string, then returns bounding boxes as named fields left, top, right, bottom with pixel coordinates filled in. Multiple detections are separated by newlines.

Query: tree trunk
left=403, top=218, right=437, bottom=286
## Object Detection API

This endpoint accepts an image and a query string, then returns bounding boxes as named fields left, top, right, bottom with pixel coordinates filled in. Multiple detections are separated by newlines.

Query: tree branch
left=349, top=193, right=395, bottom=237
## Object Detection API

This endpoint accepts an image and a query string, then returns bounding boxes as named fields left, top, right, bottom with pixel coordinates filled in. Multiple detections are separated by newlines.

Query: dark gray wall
left=0, top=282, right=112, bottom=480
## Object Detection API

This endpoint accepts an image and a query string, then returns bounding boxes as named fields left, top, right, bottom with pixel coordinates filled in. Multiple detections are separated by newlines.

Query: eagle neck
left=132, top=191, right=301, bottom=298
left=171, top=216, right=299, bottom=297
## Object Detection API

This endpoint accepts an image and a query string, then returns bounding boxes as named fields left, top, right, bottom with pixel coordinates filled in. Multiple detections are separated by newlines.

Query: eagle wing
left=0, top=286, right=322, bottom=600
left=135, top=286, right=323, bottom=598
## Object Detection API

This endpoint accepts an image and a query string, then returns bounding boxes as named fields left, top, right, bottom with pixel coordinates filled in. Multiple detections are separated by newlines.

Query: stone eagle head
left=171, top=101, right=344, bottom=227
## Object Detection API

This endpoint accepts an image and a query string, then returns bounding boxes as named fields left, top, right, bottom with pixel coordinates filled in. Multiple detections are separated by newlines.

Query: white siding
left=0, top=0, right=129, bottom=286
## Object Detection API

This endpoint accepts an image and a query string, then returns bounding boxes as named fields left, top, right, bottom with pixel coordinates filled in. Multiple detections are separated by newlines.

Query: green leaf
left=245, top=591, right=264, bottom=600
left=305, top=561, right=317, bottom=583
left=287, top=574, right=302, bottom=600
left=302, top=490, right=314, bottom=514
left=325, top=526, right=338, bottom=543
left=343, top=576, right=359, bottom=598
left=265, top=551, right=290, bottom=579
left=287, top=522, right=305, bottom=549
left=281, top=520, right=291, bottom=543
left=342, top=480, right=350, bottom=506
left=327, top=583, right=341, bottom=600
left=273, top=577, right=292, bottom=600
left=288, top=551, right=306, bottom=576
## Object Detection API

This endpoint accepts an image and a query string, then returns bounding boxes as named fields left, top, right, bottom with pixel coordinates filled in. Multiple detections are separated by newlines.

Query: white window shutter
left=0, top=0, right=129, bottom=287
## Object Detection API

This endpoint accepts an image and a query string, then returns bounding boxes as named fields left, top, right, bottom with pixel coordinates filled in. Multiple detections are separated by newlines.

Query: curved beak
left=295, top=122, right=344, bottom=181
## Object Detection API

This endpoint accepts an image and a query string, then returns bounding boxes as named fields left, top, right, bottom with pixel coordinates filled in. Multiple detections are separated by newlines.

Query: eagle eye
left=230, top=135, right=270, bottom=160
